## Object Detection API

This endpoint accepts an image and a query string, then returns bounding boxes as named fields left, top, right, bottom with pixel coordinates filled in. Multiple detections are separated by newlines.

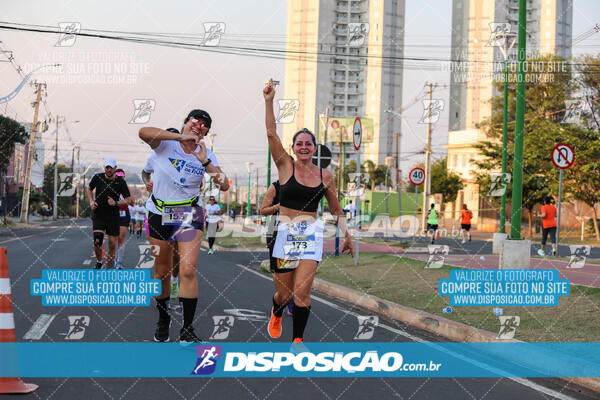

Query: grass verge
left=316, top=252, right=600, bottom=342
left=214, top=234, right=264, bottom=249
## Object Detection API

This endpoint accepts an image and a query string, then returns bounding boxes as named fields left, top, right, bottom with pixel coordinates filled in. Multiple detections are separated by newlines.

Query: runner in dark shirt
left=87, top=157, right=132, bottom=269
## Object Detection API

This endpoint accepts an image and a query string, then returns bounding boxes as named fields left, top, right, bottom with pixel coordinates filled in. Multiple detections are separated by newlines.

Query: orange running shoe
left=290, top=338, right=310, bottom=354
left=267, top=308, right=282, bottom=338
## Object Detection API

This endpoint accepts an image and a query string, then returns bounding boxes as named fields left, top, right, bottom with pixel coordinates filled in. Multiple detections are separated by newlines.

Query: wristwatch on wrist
left=202, top=159, right=212, bottom=167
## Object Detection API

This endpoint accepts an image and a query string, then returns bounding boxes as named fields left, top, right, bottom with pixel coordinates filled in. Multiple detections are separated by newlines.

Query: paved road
left=0, top=220, right=595, bottom=399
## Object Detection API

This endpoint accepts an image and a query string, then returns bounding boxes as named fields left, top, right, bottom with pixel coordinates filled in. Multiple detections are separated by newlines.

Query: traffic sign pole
left=414, top=184, right=418, bottom=236
left=408, top=167, right=426, bottom=239
left=550, top=143, right=574, bottom=257
left=353, top=118, right=362, bottom=266
left=556, top=168, right=563, bottom=256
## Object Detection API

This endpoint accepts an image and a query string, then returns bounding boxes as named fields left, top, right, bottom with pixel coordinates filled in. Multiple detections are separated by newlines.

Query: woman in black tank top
left=263, top=80, right=354, bottom=347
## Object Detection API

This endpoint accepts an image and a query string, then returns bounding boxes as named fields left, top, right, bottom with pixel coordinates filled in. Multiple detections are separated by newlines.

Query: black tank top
left=271, top=181, right=280, bottom=208
left=279, top=164, right=326, bottom=213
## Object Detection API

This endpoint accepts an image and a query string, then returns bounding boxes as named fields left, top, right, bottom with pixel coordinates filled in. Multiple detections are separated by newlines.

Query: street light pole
left=245, top=162, right=253, bottom=222
left=510, top=0, right=527, bottom=240
left=53, top=117, right=60, bottom=220
left=499, top=31, right=516, bottom=234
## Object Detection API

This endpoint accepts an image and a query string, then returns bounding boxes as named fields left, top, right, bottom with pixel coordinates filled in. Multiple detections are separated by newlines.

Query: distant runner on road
left=87, top=157, right=132, bottom=270
left=114, top=168, right=134, bottom=269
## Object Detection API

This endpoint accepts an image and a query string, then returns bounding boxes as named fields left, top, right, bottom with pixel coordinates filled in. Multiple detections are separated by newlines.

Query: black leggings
left=206, top=222, right=218, bottom=249
left=541, top=226, right=556, bottom=246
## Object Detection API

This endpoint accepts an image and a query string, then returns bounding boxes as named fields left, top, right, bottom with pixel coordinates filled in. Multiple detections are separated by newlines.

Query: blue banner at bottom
left=1, top=342, right=600, bottom=378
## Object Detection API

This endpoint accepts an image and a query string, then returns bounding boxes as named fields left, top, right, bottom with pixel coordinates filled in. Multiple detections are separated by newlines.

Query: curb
left=308, top=274, right=600, bottom=393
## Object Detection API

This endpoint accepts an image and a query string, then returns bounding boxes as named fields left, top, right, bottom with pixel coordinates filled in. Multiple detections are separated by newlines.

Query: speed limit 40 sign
left=409, top=167, right=425, bottom=186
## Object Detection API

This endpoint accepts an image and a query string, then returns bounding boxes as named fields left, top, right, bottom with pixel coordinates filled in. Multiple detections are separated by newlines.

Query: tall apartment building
left=446, top=0, right=572, bottom=229
left=282, top=0, right=405, bottom=170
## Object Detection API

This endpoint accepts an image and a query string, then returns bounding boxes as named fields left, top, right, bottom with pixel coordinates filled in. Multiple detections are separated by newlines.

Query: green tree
left=474, top=55, right=574, bottom=236
left=569, top=54, right=600, bottom=239
left=0, top=115, right=29, bottom=177
left=42, top=163, right=74, bottom=217
left=407, top=158, right=463, bottom=206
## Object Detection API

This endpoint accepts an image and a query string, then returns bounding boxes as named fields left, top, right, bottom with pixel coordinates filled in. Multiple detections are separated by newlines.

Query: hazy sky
left=1, top=0, right=598, bottom=188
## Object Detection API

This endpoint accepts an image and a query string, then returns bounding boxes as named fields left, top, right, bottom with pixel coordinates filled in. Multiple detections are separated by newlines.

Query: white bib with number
left=162, top=206, right=193, bottom=226
left=273, top=220, right=324, bottom=262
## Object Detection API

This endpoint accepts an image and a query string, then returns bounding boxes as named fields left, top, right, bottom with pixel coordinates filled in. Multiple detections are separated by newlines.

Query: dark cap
left=186, top=109, right=212, bottom=129
left=166, top=127, right=180, bottom=134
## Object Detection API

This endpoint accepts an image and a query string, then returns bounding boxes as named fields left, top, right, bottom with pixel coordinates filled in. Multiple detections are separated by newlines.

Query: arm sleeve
left=89, top=174, right=98, bottom=190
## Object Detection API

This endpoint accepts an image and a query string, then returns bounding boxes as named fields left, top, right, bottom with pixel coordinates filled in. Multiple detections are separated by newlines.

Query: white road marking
left=234, top=263, right=578, bottom=400
left=0, top=233, right=36, bottom=244
left=23, top=314, right=56, bottom=340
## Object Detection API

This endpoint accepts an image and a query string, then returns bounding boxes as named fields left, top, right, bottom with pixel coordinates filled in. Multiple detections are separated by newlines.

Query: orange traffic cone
left=0, top=247, right=38, bottom=393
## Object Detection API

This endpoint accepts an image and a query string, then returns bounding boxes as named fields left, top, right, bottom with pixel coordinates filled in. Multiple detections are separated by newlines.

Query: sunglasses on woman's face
left=190, top=118, right=209, bottom=131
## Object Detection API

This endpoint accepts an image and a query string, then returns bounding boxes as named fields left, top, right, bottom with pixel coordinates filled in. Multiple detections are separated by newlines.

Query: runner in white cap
left=87, top=157, right=133, bottom=269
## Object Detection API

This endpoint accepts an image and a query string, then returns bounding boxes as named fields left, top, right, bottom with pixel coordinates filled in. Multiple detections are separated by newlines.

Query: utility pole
left=53, top=116, right=62, bottom=220
left=320, top=107, right=329, bottom=212
left=396, top=133, right=401, bottom=219
left=245, top=162, right=253, bottom=221
left=75, top=146, right=80, bottom=219
left=421, top=83, right=434, bottom=230
left=255, top=168, right=259, bottom=216
left=20, top=82, right=44, bottom=223
left=499, top=30, right=516, bottom=234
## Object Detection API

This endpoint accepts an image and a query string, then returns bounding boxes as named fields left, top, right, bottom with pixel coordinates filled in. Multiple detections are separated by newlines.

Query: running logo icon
left=222, top=309, right=267, bottom=322
left=65, top=316, right=90, bottom=340
left=419, top=99, right=444, bottom=124
left=57, top=173, right=78, bottom=197
left=488, top=172, right=511, bottom=197
left=191, top=345, right=222, bottom=375
left=354, top=316, right=378, bottom=340
left=497, top=316, right=520, bottom=340
left=209, top=316, right=235, bottom=340
left=426, top=245, right=449, bottom=269
left=203, top=22, right=225, bottom=47
left=567, top=245, right=590, bottom=269
left=137, top=245, right=160, bottom=269
left=129, top=99, right=156, bottom=124
left=56, top=22, right=81, bottom=47
left=347, top=23, right=369, bottom=47
left=486, top=22, right=511, bottom=47
left=276, top=100, right=300, bottom=124
left=169, top=158, right=186, bottom=172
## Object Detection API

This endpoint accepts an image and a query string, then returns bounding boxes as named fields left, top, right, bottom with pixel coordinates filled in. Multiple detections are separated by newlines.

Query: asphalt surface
left=0, top=219, right=596, bottom=400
